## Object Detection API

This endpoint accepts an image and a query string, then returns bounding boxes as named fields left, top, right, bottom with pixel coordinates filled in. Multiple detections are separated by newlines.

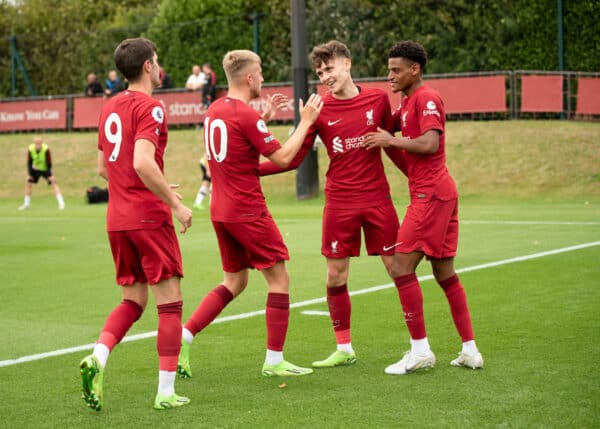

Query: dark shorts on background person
left=29, top=170, right=52, bottom=184
left=396, top=198, right=459, bottom=259
left=108, top=225, right=183, bottom=285
left=200, top=163, right=211, bottom=182
left=212, top=211, right=289, bottom=272
left=322, top=201, right=400, bottom=258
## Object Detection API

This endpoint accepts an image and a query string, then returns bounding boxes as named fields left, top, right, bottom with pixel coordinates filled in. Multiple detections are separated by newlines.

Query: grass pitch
left=0, top=122, right=599, bottom=428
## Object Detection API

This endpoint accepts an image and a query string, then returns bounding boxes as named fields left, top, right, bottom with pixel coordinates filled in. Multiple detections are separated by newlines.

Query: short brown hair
left=222, top=50, right=261, bottom=83
left=309, top=40, right=351, bottom=68
left=114, top=38, right=157, bottom=82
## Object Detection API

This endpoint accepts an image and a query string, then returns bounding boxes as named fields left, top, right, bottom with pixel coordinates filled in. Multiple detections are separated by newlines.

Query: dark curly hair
left=389, top=41, right=427, bottom=71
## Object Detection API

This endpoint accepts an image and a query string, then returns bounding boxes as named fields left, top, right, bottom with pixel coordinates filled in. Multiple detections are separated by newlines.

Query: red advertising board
left=73, top=86, right=297, bottom=129
left=318, top=77, right=507, bottom=114
left=576, top=77, right=600, bottom=115
left=521, top=75, right=563, bottom=112
left=426, top=76, right=507, bottom=113
left=0, top=99, right=67, bottom=131
left=72, top=97, right=108, bottom=129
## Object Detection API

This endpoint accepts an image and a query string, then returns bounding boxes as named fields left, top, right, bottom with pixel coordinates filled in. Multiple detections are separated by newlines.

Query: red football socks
left=394, top=273, right=427, bottom=340
left=438, top=274, right=474, bottom=342
left=184, top=285, right=234, bottom=335
left=97, top=299, right=143, bottom=351
left=266, top=292, right=289, bottom=352
left=327, top=284, right=351, bottom=344
left=157, top=300, right=183, bottom=371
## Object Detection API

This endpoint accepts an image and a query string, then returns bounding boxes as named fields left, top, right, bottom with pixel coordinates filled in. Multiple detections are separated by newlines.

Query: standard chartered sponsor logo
left=344, top=135, right=366, bottom=149
left=332, top=135, right=369, bottom=152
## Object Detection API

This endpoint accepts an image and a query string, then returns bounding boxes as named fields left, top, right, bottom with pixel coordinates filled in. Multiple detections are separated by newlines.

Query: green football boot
left=80, top=355, right=104, bottom=411
left=312, top=350, right=357, bottom=368
left=177, top=340, right=192, bottom=379
left=154, top=393, right=191, bottom=410
left=262, top=360, right=313, bottom=377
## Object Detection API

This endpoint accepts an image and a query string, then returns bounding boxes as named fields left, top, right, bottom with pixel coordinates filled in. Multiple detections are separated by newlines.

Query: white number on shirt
left=204, top=116, right=227, bottom=162
left=104, top=112, right=122, bottom=162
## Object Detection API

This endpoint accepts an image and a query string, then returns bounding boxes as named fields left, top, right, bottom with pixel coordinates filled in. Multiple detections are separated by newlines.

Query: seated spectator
left=104, top=70, right=123, bottom=96
left=201, top=63, right=217, bottom=107
left=185, top=65, right=206, bottom=91
left=159, top=67, right=173, bottom=89
left=85, top=73, right=104, bottom=97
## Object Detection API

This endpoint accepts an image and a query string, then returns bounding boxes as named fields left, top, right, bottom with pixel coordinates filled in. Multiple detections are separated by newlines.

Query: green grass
left=0, top=196, right=599, bottom=428
left=0, top=122, right=599, bottom=428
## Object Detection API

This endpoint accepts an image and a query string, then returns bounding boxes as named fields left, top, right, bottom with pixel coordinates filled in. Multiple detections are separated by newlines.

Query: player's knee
left=327, top=267, right=347, bottom=285
left=388, top=261, right=415, bottom=278
left=27, top=177, right=35, bottom=183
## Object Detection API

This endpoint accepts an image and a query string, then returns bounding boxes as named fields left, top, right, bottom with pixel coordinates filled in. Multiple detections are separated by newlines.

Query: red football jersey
left=392, top=85, right=458, bottom=201
left=97, top=90, right=172, bottom=231
left=260, top=86, right=394, bottom=209
left=204, top=97, right=282, bottom=222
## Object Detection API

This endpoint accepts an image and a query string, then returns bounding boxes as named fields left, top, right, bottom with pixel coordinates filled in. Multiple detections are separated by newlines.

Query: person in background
left=159, top=66, right=173, bottom=89
left=18, top=136, right=65, bottom=210
left=193, top=155, right=211, bottom=209
left=201, top=63, right=217, bottom=107
left=185, top=64, right=206, bottom=91
left=104, top=70, right=124, bottom=96
left=85, top=73, right=104, bottom=96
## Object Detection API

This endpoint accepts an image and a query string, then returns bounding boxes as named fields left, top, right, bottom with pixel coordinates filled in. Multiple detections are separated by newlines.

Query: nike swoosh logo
left=327, top=119, right=341, bottom=126
left=383, top=242, right=403, bottom=251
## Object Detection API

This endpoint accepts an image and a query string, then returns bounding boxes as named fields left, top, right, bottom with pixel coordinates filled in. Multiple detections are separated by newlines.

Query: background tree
left=0, top=0, right=598, bottom=98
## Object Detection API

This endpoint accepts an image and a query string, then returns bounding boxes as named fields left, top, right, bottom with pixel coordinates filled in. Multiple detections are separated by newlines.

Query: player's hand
left=299, top=93, right=323, bottom=124
left=364, top=127, right=394, bottom=150
left=262, top=93, right=289, bottom=123
left=173, top=203, right=192, bottom=234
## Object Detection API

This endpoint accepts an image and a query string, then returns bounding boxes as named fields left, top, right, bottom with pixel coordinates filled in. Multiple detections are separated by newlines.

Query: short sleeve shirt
left=204, top=97, right=282, bottom=222
left=310, top=86, right=394, bottom=209
left=97, top=90, right=172, bottom=231
left=392, top=84, right=458, bottom=201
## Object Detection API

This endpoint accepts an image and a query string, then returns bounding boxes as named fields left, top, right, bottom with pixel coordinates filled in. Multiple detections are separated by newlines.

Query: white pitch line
left=301, top=310, right=331, bottom=316
left=462, top=220, right=600, bottom=226
left=1, top=240, right=599, bottom=368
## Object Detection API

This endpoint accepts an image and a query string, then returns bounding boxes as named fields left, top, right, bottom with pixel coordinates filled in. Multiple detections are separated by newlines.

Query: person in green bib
left=18, top=136, right=65, bottom=210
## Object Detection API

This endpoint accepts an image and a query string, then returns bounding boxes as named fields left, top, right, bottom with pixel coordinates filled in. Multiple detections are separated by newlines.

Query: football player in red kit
left=79, top=37, right=193, bottom=411
left=364, top=40, right=483, bottom=374
left=177, top=50, right=323, bottom=378
left=260, top=40, right=408, bottom=369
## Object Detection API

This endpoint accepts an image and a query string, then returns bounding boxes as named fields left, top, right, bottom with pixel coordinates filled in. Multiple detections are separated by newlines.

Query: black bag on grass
left=86, top=186, right=109, bottom=204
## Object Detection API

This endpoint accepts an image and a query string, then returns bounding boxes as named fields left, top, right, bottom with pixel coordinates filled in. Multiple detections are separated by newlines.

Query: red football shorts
left=322, top=200, right=400, bottom=258
left=108, top=225, right=183, bottom=286
left=212, top=211, right=289, bottom=272
left=396, top=198, right=459, bottom=259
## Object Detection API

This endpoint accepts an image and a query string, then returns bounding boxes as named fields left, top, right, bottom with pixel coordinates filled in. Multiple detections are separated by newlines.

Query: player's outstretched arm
left=267, top=93, right=322, bottom=168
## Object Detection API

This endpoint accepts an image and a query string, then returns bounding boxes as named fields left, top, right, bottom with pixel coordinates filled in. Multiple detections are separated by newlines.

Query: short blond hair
left=222, top=50, right=261, bottom=83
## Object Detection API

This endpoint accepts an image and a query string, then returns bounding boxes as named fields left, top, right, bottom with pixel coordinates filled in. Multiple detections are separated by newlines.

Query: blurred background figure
left=201, top=63, right=217, bottom=107
left=185, top=64, right=206, bottom=91
left=193, top=155, right=211, bottom=209
left=18, top=136, right=65, bottom=210
left=159, top=66, right=173, bottom=89
left=104, top=70, right=124, bottom=96
left=85, top=73, right=104, bottom=96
